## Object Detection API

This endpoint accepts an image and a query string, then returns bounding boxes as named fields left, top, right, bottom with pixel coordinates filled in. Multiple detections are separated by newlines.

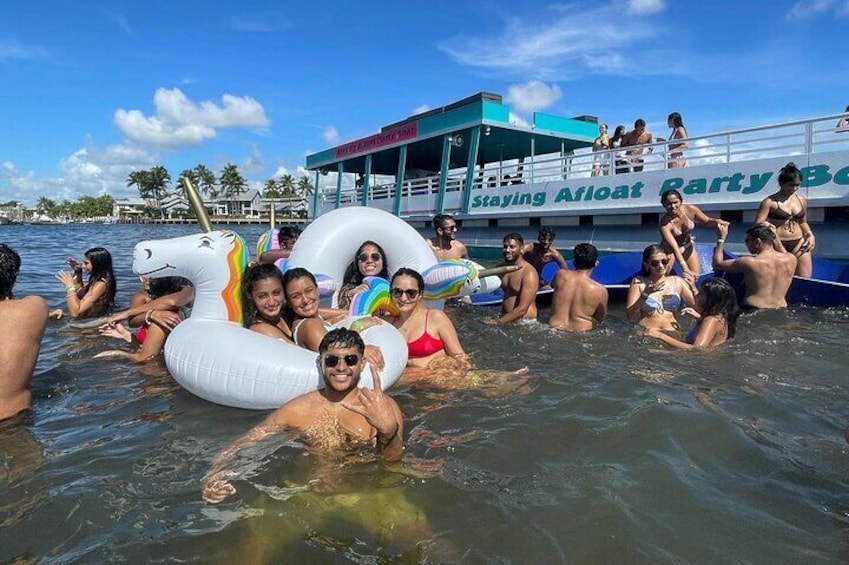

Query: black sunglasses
left=390, top=288, right=420, bottom=299
left=323, top=354, right=360, bottom=368
left=650, top=259, right=670, bottom=267
left=358, top=252, right=382, bottom=262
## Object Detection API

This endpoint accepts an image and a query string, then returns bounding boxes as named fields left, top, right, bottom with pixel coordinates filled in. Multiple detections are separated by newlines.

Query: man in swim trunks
left=485, top=233, right=539, bottom=324
left=427, top=214, right=468, bottom=261
left=712, top=223, right=797, bottom=310
left=259, top=226, right=301, bottom=264
left=522, top=226, right=569, bottom=287
left=0, top=244, right=48, bottom=428
left=621, top=118, right=654, bottom=173
left=548, top=243, right=608, bottom=332
left=202, top=328, right=403, bottom=504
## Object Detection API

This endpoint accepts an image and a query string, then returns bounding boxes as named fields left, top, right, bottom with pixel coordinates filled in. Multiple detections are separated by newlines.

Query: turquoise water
left=2, top=223, right=849, bottom=563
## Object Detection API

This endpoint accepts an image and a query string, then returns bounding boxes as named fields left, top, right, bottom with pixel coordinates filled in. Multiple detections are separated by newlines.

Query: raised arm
left=63, top=279, right=108, bottom=318
left=712, top=223, right=741, bottom=272
left=690, top=204, right=728, bottom=231
left=550, top=248, right=569, bottom=270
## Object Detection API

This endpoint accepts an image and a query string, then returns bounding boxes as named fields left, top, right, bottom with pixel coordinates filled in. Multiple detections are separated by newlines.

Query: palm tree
left=127, top=170, right=154, bottom=214
left=263, top=178, right=283, bottom=199
left=297, top=175, right=314, bottom=198
left=219, top=163, right=247, bottom=216
left=36, top=196, right=57, bottom=217
left=279, top=174, right=296, bottom=198
left=148, top=166, right=172, bottom=218
left=194, top=164, right=217, bottom=200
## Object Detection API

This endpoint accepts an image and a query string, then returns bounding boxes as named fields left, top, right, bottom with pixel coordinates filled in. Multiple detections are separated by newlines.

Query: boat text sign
left=468, top=151, right=849, bottom=214
left=335, top=123, right=419, bottom=159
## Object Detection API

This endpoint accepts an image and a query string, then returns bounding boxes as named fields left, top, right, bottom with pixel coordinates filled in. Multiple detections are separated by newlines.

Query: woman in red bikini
left=754, top=162, right=816, bottom=277
left=384, top=268, right=466, bottom=369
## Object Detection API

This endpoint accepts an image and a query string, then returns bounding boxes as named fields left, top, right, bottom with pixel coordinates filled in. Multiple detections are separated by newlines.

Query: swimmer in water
left=259, top=226, right=301, bottom=265
left=521, top=226, right=569, bottom=287
left=55, top=247, right=117, bottom=319
left=626, top=244, right=697, bottom=332
left=484, top=233, right=539, bottom=325
left=202, top=328, right=403, bottom=504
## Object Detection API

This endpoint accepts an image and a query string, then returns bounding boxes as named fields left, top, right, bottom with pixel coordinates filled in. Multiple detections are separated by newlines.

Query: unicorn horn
left=478, top=265, right=521, bottom=278
left=182, top=177, right=213, bottom=233
left=269, top=199, right=277, bottom=230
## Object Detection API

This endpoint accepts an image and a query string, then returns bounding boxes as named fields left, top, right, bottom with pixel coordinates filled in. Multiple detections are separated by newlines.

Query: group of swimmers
left=0, top=159, right=819, bottom=503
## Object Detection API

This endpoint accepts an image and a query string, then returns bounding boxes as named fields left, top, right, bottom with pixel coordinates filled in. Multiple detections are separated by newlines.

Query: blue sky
left=2, top=0, right=848, bottom=205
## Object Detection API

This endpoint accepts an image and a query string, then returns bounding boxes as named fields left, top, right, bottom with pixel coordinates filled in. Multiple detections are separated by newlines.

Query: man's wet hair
left=433, top=214, right=455, bottom=232
left=277, top=226, right=301, bottom=245
left=0, top=244, right=22, bottom=298
left=573, top=243, right=598, bottom=270
left=746, top=224, right=776, bottom=243
left=319, top=328, right=365, bottom=356
left=503, top=232, right=524, bottom=245
left=539, top=226, right=556, bottom=239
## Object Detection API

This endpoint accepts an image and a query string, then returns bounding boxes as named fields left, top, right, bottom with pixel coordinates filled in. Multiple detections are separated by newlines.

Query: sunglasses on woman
left=358, top=252, right=382, bottom=263
left=650, top=258, right=670, bottom=267
left=390, top=288, right=419, bottom=299
left=323, top=354, right=360, bottom=368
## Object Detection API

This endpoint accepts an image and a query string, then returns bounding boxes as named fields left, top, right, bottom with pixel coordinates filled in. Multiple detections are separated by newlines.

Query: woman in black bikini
left=659, top=189, right=728, bottom=282
left=754, top=162, right=815, bottom=277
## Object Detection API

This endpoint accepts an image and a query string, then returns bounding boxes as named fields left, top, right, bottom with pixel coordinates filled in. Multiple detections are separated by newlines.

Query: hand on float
left=363, top=344, right=385, bottom=371
left=202, top=469, right=238, bottom=504
left=341, top=370, right=398, bottom=442
left=151, top=310, right=182, bottom=330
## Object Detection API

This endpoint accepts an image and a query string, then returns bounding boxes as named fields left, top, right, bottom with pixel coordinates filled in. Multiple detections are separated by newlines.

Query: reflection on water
left=2, top=224, right=849, bottom=562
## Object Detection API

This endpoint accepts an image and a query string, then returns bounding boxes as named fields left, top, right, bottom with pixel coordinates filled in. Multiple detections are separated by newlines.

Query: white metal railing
left=316, top=112, right=849, bottom=213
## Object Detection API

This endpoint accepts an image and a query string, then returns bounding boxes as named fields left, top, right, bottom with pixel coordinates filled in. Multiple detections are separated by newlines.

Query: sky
left=2, top=0, right=848, bottom=206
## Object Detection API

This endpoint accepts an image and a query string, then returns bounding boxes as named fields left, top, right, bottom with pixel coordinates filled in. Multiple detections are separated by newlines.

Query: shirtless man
left=427, top=214, right=468, bottom=261
left=548, top=243, right=608, bottom=332
left=202, top=328, right=403, bottom=504
left=522, top=226, right=569, bottom=287
left=621, top=118, right=654, bottom=173
left=485, top=233, right=539, bottom=325
left=0, top=244, right=48, bottom=427
left=259, top=226, right=300, bottom=265
left=712, top=223, right=797, bottom=310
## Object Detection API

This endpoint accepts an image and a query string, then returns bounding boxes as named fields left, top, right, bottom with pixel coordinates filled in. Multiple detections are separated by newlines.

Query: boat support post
left=436, top=134, right=451, bottom=214
left=393, top=145, right=407, bottom=217
left=335, top=162, right=344, bottom=209
left=360, top=155, right=372, bottom=206
left=461, top=126, right=481, bottom=214
left=312, top=170, right=321, bottom=218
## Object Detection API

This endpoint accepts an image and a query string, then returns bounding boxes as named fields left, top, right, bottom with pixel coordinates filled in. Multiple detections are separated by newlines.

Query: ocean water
left=2, top=223, right=849, bottom=563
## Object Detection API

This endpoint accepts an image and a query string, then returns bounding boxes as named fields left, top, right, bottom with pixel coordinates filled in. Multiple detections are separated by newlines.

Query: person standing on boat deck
left=621, top=119, right=654, bottom=173
left=836, top=105, right=849, bottom=131
left=0, top=244, right=48, bottom=428
left=337, top=241, right=390, bottom=309
left=55, top=247, right=117, bottom=319
left=427, top=214, right=468, bottom=261
left=712, top=222, right=797, bottom=310
left=522, top=226, right=569, bottom=287
left=626, top=244, right=697, bottom=332
left=645, top=277, right=740, bottom=349
left=610, top=125, right=629, bottom=174
left=485, top=233, right=539, bottom=325
left=753, top=162, right=816, bottom=278
left=548, top=243, right=608, bottom=332
left=659, top=189, right=729, bottom=283
left=666, top=112, right=689, bottom=168
left=201, top=328, right=404, bottom=504
left=259, top=226, right=301, bottom=265
left=591, top=124, right=610, bottom=176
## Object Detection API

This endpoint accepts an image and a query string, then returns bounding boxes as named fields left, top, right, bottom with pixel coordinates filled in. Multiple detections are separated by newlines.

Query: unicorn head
left=133, top=230, right=248, bottom=323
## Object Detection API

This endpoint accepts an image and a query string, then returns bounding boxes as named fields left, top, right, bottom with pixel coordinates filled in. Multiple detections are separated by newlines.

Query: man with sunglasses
left=712, top=222, right=796, bottom=310
left=485, top=233, right=540, bottom=325
left=427, top=214, right=468, bottom=261
left=202, top=328, right=403, bottom=504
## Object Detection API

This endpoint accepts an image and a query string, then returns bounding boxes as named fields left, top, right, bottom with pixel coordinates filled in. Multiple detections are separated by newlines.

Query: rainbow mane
left=349, top=276, right=400, bottom=317
left=222, top=231, right=248, bottom=323
left=256, top=228, right=279, bottom=258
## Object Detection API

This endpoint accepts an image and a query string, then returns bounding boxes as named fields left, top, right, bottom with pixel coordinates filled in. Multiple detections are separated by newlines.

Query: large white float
left=132, top=228, right=407, bottom=410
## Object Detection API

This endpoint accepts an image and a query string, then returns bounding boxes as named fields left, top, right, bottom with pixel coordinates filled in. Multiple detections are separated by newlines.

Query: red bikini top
left=407, top=311, right=445, bottom=359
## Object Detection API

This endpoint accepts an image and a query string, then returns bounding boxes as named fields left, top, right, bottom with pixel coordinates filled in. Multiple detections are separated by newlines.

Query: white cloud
left=626, top=0, right=666, bottom=16
left=412, top=104, right=432, bottom=115
left=114, top=88, right=270, bottom=150
left=438, top=5, right=657, bottom=80
left=241, top=145, right=265, bottom=175
left=508, top=112, right=531, bottom=128
left=505, top=81, right=562, bottom=114
left=786, top=0, right=846, bottom=19
left=322, top=126, right=340, bottom=144
left=0, top=39, right=48, bottom=61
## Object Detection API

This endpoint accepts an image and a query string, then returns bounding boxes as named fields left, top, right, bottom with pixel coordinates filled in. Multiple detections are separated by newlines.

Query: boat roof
left=305, top=92, right=598, bottom=175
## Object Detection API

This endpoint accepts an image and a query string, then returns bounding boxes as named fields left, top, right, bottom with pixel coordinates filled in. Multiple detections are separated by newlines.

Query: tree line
left=36, top=195, right=115, bottom=220
left=127, top=163, right=315, bottom=218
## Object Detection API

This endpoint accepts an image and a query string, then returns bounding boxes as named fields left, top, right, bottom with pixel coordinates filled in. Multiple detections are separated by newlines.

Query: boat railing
left=317, top=113, right=849, bottom=211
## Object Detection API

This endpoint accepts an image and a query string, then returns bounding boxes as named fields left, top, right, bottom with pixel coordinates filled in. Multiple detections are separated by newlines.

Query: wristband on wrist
left=144, top=310, right=153, bottom=325
left=66, top=286, right=77, bottom=295
left=716, top=238, right=725, bottom=244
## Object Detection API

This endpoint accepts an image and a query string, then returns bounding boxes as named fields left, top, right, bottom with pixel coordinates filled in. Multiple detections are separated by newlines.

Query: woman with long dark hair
left=337, top=240, right=390, bottom=309
left=241, top=262, right=292, bottom=341
left=56, top=247, right=117, bottom=319
left=666, top=112, right=689, bottom=168
left=645, top=277, right=740, bottom=349
left=754, top=162, right=815, bottom=277
left=659, top=189, right=728, bottom=281
left=626, top=244, right=697, bottom=332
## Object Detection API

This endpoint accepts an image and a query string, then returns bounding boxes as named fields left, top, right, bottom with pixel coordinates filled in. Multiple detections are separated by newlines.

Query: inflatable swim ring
left=132, top=229, right=407, bottom=410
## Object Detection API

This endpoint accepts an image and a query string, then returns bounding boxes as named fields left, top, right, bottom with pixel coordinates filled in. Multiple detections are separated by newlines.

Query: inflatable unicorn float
left=134, top=180, right=506, bottom=410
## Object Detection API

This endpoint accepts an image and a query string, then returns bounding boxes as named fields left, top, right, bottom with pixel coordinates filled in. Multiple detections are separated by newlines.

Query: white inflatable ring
left=132, top=229, right=407, bottom=410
